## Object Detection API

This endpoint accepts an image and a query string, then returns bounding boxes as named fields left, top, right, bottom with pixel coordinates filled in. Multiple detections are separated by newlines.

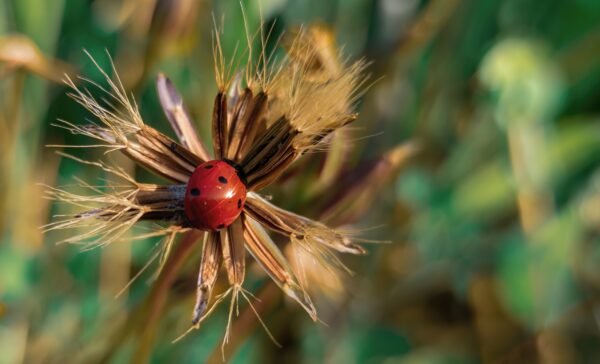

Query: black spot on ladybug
left=217, top=223, right=225, bottom=229
left=190, top=188, right=200, bottom=196
left=204, top=164, right=213, bottom=169
left=218, top=176, right=228, bottom=184
left=237, top=199, right=242, bottom=209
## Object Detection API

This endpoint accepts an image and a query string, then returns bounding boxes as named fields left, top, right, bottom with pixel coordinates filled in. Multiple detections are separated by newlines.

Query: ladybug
left=184, top=160, right=247, bottom=230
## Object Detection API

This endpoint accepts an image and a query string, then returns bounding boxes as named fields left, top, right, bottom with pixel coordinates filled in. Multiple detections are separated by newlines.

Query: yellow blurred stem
left=130, top=230, right=201, bottom=364
left=99, top=233, right=132, bottom=300
left=99, top=155, right=135, bottom=301
left=506, top=124, right=554, bottom=235
left=2, top=71, right=25, bottom=153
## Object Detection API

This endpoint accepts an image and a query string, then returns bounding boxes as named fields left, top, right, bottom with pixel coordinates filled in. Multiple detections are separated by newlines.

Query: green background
left=1, top=0, right=600, bottom=363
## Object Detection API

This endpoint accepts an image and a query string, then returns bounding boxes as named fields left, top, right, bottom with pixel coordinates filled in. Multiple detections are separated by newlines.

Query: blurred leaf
left=480, top=38, right=565, bottom=127
left=498, top=237, right=537, bottom=326
left=451, top=159, right=515, bottom=220
left=541, top=119, right=600, bottom=186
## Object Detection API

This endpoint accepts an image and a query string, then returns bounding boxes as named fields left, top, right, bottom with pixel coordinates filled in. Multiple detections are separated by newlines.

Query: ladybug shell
left=184, top=160, right=247, bottom=231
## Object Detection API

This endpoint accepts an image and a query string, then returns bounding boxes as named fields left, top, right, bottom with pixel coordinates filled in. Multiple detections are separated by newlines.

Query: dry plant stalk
left=46, top=23, right=368, bottom=347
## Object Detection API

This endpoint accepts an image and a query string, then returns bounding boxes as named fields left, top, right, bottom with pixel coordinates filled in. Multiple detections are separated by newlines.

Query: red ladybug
left=184, top=160, right=247, bottom=230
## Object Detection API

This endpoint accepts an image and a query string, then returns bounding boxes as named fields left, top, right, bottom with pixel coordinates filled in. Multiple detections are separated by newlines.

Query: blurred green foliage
left=1, top=0, right=600, bottom=363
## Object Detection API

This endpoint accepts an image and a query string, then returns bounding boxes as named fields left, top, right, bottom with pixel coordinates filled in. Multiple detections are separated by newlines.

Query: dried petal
left=123, top=141, right=191, bottom=183
left=245, top=192, right=365, bottom=255
left=156, top=73, right=212, bottom=161
left=221, top=217, right=246, bottom=286
left=283, top=25, right=342, bottom=79
left=243, top=216, right=317, bottom=320
left=241, top=116, right=298, bottom=189
left=59, top=122, right=194, bottom=183
left=133, top=184, right=186, bottom=221
left=226, top=90, right=268, bottom=162
left=59, top=65, right=202, bottom=184
left=212, top=92, right=228, bottom=159
left=269, top=29, right=366, bottom=154
left=42, top=158, right=187, bottom=248
left=137, top=126, right=201, bottom=174
left=226, top=88, right=254, bottom=158
left=285, top=243, right=346, bottom=302
left=192, top=231, right=222, bottom=324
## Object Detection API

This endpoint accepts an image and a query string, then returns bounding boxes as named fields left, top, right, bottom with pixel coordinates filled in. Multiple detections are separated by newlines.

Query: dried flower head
left=45, top=25, right=368, bottom=341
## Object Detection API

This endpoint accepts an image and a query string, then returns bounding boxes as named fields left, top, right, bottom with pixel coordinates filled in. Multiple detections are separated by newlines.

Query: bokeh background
left=2, top=0, right=600, bottom=363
